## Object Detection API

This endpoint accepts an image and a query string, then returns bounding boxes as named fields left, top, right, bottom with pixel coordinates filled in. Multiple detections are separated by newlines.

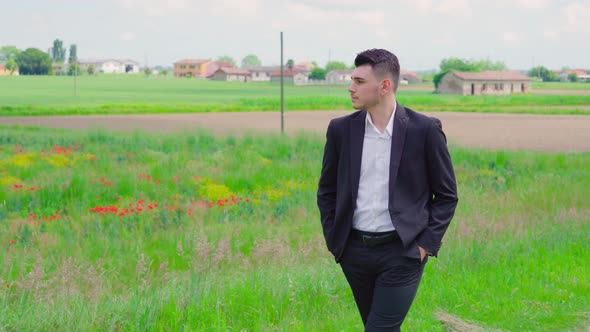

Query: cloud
left=114, top=0, right=190, bottom=16
left=561, top=2, right=590, bottom=34
left=543, top=29, right=559, bottom=41
left=411, top=0, right=434, bottom=12
left=514, top=0, right=550, bottom=9
left=502, top=32, right=521, bottom=42
left=208, top=0, right=262, bottom=16
left=436, top=0, right=472, bottom=18
left=538, top=2, right=590, bottom=40
left=406, top=0, right=471, bottom=17
left=119, top=32, right=136, bottom=41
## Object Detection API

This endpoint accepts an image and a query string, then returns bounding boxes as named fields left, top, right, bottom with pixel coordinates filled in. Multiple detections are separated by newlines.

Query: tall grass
left=0, top=126, right=588, bottom=331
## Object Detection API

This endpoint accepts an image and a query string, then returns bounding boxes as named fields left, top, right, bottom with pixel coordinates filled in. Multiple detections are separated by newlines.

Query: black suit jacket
left=317, top=104, right=458, bottom=262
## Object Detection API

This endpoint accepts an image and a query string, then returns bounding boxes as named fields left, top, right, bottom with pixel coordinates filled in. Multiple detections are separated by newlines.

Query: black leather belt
left=350, top=229, right=399, bottom=247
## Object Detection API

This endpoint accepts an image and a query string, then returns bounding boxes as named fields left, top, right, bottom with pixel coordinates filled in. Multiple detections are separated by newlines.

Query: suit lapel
left=389, top=104, right=408, bottom=196
left=350, top=110, right=366, bottom=206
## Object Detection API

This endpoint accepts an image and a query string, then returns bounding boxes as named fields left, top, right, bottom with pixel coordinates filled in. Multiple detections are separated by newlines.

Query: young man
left=317, top=49, right=458, bottom=331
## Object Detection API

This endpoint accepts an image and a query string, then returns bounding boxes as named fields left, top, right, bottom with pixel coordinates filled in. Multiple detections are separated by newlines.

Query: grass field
left=532, top=82, right=590, bottom=90
left=0, top=75, right=589, bottom=116
left=0, top=126, right=588, bottom=331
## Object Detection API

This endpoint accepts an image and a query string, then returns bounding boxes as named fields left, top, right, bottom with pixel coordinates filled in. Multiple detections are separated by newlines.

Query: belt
left=350, top=229, right=399, bottom=247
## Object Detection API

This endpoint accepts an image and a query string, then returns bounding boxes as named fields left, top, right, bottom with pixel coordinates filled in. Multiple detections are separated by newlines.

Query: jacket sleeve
left=416, top=118, right=458, bottom=256
left=317, top=120, right=339, bottom=253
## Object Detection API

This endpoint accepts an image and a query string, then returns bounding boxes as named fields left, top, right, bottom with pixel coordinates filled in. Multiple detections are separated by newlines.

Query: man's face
left=348, top=65, right=381, bottom=110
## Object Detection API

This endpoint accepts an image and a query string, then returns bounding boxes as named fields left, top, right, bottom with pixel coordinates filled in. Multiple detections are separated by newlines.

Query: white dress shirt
left=352, top=106, right=397, bottom=232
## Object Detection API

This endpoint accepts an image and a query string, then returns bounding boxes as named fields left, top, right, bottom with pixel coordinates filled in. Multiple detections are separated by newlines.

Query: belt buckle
left=361, top=234, right=375, bottom=246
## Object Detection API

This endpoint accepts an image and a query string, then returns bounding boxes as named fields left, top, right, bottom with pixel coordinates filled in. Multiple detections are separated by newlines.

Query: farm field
left=0, top=126, right=589, bottom=331
left=0, top=75, right=589, bottom=116
left=1, top=73, right=589, bottom=331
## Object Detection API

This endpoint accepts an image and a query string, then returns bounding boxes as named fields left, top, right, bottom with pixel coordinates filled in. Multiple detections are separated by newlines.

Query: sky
left=2, top=0, right=589, bottom=71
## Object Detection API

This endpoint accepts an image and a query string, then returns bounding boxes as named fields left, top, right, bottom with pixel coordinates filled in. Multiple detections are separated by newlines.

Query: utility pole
left=74, top=60, right=78, bottom=97
left=280, top=31, right=284, bottom=134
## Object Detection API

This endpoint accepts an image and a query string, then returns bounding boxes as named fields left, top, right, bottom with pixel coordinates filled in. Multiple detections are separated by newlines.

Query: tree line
left=2, top=40, right=581, bottom=82
left=0, top=39, right=78, bottom=75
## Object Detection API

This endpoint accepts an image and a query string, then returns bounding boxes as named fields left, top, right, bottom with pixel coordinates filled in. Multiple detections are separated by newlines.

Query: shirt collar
left=365, top=103, right=397, bottom=136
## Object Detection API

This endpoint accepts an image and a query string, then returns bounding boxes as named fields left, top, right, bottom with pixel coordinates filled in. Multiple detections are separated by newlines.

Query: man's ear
left=381, top=79, right=392, bottom=95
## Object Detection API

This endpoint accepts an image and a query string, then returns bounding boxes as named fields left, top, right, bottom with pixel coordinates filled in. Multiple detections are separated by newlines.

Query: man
left=317, top=49, right=458, bottom=331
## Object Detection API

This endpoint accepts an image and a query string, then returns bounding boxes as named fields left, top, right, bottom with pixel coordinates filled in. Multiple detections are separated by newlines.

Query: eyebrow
left=351, top=76, right=366, bottom=81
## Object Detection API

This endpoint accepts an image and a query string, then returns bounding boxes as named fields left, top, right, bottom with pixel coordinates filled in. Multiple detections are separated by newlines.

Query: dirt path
left=1, top=111, right=589, bottom=152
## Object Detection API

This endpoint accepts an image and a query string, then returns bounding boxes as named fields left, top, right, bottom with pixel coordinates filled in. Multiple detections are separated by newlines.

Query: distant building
left=78, top=59, right=140, bottom=74
left=210, top=67, right=251, bottom=82
left=173, top=59, right=212, bottom=78
left=249, top=66, right=280, bottom=82
left=270, top=70, right=308, bottom=85
left=0, top=62, right=18, bottom=76
left=437, top=71, right=531, bottom=95
left=295, top=61, right=315, bottom=72
left=564, top=69, right=590, bottom=82
left=204, top=61, right=235, bottom=78
left=51, top=63, right=68, bottom=75
left=400, top=71, right=421, bottom=84
left=326, top=69, right=353, bottom=84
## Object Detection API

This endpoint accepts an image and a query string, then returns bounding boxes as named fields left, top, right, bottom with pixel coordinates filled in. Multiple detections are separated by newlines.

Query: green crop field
left=0, top=75, right=589, bottom=116
left=0, top=126, right=588, bottom=331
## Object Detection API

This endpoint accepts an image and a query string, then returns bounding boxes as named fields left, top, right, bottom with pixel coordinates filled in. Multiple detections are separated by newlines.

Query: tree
left=6, top=57, right=18, bottom=74
left=309, top=67, right=327, bottom=80
left=286, top=59, right=294, bottom=70
left=567, top=73, right=578, bottom=82
left=144, top=67, right=152, bottom=77
left=439, top=57, right=476, bottom=72
left=216, top=55, right=236, bottom=67
left=49, top=39, right=66, bottom=63
left=68, top=44, right=78, bottom=64
left=471, top=59, right=507, bottom=71
left=325, top=61, right=348, bottom=72
left=527, top=66, right=558, bottom=82
left=87, top=64, right=95, bottom=75
left=15, top=48, right=52, bottom=75
left=241, top=54, right=261, bottom=68
left=433, top=71, right=449, bottom=89
left=68, top=63, right=81, bottom=76
left=439, top=57, right=507, bottom=72
left=0, top=46, right=20, bottom=62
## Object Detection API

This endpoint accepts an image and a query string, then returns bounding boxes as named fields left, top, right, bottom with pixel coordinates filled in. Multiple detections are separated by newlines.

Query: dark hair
left=354, top=49, right=400, bottom=92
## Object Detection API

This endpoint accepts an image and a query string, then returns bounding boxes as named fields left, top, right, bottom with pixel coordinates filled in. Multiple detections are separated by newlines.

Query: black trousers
left=339, top=230, right=427, bottom=332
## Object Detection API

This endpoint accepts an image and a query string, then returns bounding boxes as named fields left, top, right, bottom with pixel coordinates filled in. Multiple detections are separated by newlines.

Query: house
left=565, top=69, right=590, bottom=82
left=210, top=67, right=251, bottom=82
left=437, top=71, right=531, bottom=95
left=78, top=59, right=140, bottom=74
left=203, top=61, right=235, bottom=78
left=326, top=69, right=353, bottom=84
left=295, top=61, right=314, bottom=72
left=0, top=62, right=18, bottom=76
left=249, top=66, right=280, bottom=82
left=51, top=63, right=68, bottom=75
left=173, top=59, right=212, bottom=78
left=325, top=69, right=421, bottom=85
left=270, top=70, right=308, bottom=85
left=400, top=71, right=421, bottom=84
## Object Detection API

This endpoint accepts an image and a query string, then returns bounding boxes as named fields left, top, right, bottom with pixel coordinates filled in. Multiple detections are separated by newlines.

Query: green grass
left=0, top=126, right=588, bottom=331
left=0, top=75, right=589, bottom=116
left=532, top=81, right=590, bottom=90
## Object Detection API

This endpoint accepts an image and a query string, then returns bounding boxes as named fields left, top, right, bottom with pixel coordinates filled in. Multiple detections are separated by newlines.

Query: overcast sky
left=2, top=0, right=589, bottom=70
